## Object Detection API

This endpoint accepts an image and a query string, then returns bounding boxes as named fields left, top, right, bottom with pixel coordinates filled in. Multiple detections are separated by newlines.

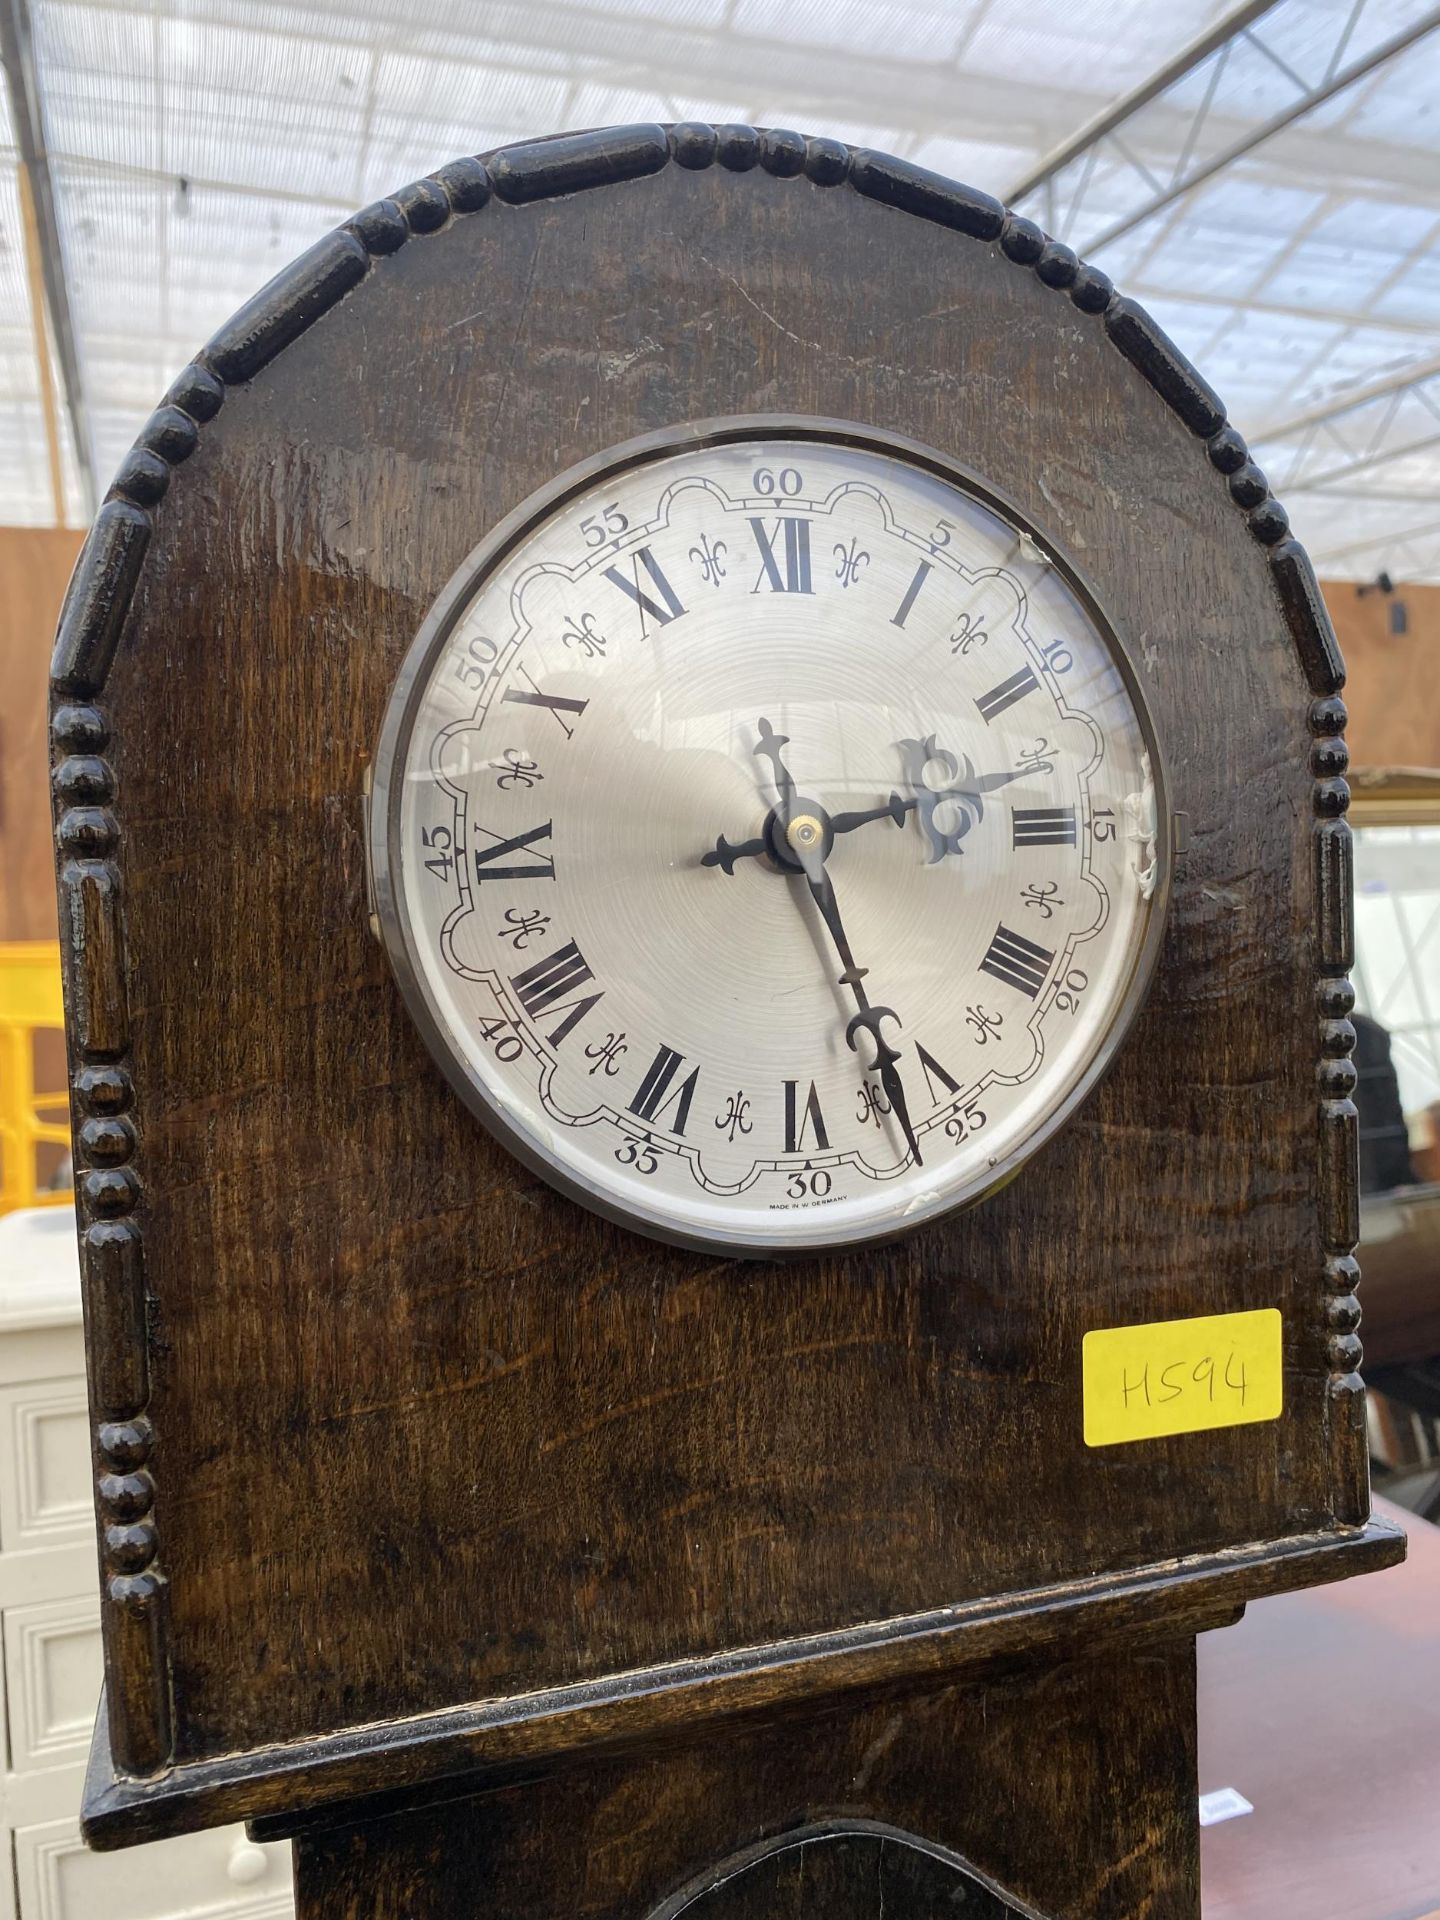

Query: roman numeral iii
left=750, top=517, right=813, bottom=594
left=979, top=924, right=1054, bottom=999
left=1012, top=806, right=1077, bottom=848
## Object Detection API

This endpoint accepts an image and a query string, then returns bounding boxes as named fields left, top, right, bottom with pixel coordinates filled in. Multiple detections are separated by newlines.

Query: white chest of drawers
left=1, top=1208, right=294, bottom=1920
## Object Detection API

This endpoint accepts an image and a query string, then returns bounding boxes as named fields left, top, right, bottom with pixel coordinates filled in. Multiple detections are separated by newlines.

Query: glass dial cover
left=370, top=421, right=1169, bottom=1256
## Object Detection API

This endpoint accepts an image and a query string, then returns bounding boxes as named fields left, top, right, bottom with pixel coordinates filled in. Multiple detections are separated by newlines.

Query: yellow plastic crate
left=0, top=942, right=71, bottom=1214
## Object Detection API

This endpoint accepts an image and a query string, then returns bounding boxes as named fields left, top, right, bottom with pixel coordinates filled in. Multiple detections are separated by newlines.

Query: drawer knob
left=228, top=1840, right=269, bottom=1885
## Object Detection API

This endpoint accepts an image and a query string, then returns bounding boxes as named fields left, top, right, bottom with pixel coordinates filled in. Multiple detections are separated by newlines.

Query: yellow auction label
left=1082, top=1308, right=1283, bottom=1447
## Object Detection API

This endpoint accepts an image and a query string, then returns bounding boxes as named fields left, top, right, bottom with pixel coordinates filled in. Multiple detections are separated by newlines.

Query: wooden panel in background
left=1322, top=578, right=1440, bottom=773
left=0, top=526, right=83, bottom=942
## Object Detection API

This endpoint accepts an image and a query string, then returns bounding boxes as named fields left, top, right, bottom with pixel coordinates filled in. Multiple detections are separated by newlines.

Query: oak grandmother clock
left=51, top=122, right=1403, bottom=1919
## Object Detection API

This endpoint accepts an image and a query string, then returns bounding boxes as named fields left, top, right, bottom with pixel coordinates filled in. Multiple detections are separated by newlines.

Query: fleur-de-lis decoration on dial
left=715, top=1091, right=752, bottom=1141
left=833, top=537, right=870, bottom=588
left=492, top=747, right=543, bottom=790
left=1021, top=882, right=1062, bottom=918
left=497, top=907, right=551, bottom=950
left=964, top=1004, right=1003, bottom=1044
left=949, top=610, right=988, bottom=655
left=560, top=610, right=606, bottom=659
left=689, top=532, right=728, bottom=586
left=584, top=1031, right=628, bottom=1076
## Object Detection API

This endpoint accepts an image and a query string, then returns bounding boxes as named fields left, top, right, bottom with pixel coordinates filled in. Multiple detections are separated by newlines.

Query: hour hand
left=754, top=715, right=797, bottom=820
left=896, top=734, right=1050, bottom=862
left=830, top=792, right=912, bottom=837
left=897, top=735, right=974, bottom=863
left=701, top=831, right=768, bottom=874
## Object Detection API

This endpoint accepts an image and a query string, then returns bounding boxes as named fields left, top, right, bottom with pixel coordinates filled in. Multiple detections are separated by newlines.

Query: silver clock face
left=370, top=421, right=1169, bottom=1256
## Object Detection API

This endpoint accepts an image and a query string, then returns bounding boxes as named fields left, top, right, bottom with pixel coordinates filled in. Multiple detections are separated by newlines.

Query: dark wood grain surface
left=291, top=1641, right=1200, bottom=1920
left=84, top=1520, right=1403, bottom=1849
left=89, top=153, right=1348, bottom=1767
left=643, top=1826, right=1026, bottom=1920
left=99, top=165, right=1353, bottom=1744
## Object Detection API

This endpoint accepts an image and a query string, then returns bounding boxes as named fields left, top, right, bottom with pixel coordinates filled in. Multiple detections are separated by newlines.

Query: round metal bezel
left=369, top=414, right=1173, bottom=1259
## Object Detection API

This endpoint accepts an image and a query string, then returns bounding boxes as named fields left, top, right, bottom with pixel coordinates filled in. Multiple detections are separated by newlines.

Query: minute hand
left=794, top=847, right=923, bottom=1168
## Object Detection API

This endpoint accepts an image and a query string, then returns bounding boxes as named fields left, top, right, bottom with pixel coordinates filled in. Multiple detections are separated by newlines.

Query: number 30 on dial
left=369, top=419, right=1170, bottom=1256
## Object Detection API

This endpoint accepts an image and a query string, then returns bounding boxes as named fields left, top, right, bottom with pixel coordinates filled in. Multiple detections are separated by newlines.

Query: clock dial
left=370, top=422, right=1169, bottom=1255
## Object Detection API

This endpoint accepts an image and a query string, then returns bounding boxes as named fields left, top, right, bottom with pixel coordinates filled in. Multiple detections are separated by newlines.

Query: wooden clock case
left=50, top=122, right=1401, bottom=1918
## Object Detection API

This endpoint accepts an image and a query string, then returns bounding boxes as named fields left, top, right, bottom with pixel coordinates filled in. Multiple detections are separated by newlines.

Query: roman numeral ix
left=509, top=940, right=601, bottom=1047
left=979, top=923, right=1055, bottom=999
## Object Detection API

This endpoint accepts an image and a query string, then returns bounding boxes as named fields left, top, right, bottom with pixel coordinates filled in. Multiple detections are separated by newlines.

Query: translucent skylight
left=2, top=0, right=1437, bottom=582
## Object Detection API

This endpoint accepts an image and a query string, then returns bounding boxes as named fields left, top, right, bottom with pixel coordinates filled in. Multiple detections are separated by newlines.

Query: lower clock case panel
left=291, top=1641, right=1200, bottom=1920
left=0, top=1285, right=1199, bottom=1920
